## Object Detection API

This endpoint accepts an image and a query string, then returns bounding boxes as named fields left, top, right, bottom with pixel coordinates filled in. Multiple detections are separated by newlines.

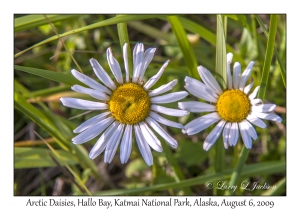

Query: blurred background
left=14, top=14, right=286, bottom=196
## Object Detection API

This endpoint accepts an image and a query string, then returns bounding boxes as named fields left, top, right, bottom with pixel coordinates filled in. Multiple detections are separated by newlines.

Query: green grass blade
left=14, top=147, right=78, bottom=168
left=14, top=14, right=80, bottom=32
left=167, top=16, right=198, bottom=79
left=255, top=15, right=286, bottom=88
left=224, top=147, right=250, bottom=195
left=258, top=15, right=278, bottom=99
left=215, top=15, right=227, bottom=88
left=117, top=16, right=133, bottom=75
left=261, top=177, right=286, bottom=195
left=214, top=15, right=227, bottom=196
left=15, top=14, right=166, bottom=58
left=14, top=65, right=84, bottom=87
left=127, top=21, right=172, bottom=43
left=172, top=16, right=245, bottom=66
left=14, top=91, right=69, bottom=150
left=31, top=86, right=71, bottom=98
left=92, top=161, right=285, bottom=195
left=14, top=91, right=110, bottom=186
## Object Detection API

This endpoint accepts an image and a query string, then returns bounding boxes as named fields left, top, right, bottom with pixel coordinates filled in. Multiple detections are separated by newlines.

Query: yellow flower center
left=216, top=89, right=251, bottom=122
left=108, top=83, right=150, bottom=124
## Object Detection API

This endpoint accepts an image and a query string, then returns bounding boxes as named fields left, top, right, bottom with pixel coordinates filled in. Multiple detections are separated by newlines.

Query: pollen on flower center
left=108, top=83, right=150, bottom=124
left=216, top=89, right=250, bottom=122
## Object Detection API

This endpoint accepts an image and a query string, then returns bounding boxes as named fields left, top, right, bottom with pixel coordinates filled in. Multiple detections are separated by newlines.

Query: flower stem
left=224, top=146, right=249, bottom=195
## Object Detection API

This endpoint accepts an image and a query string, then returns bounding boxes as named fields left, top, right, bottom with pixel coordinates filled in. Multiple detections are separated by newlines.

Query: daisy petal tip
left=227, top=53, right=233, bottom=63
left=203, top=142, right=211, bottom=151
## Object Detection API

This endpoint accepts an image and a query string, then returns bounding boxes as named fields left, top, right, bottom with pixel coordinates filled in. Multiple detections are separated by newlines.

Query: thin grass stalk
left=214, top=14, right=227, bottom=195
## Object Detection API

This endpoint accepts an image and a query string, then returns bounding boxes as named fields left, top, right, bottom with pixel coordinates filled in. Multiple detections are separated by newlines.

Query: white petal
left=120, top=124, right=132, bottom=164
left=197, top=66, right=223, bottom=95
left=107, top=48, right=123, bottom=85
left=251, top=111, right=282, bottom=123
left=243, top=120, right=258, bottom=140
left=184, top=113, right=221, bottom=136
left=148, top=79, right=177, bottom=97
left=123, top=43, right=130, bottom=83
left=246, top=113, right=266, bottom=128
left=251, top=98, right=262, bottom=105
left=89, top=121, right=119, bottom=159
left=151, top=105, right=189, bottom=117
left=132, top=43, right=144, bottom=83
left=239, top=121, right=252, bottom=149
left=71, top=85, right=110, bottom=101
left=184, top=112, right=219, bottom=129
left=143, top=60, right=169, bottom=90
left=203, top=120, right=226, bottom=151
left=104, top=123, right=125, bottom=163
left=149, top=111, right=183, bottom=129
left=243, top=78, right=254, bottom=95
left=227, top=53, right=233, bottom=89
left=71, top=69, right=112, bottom=94
left=134, top=124, right=153, bottom=166
left=60, top=97, right=108, bottom=110
left=178, top=101, right=216, bottom=113
left=72, top=116, right=114, bottom=144
left=185, top=84, right=218, bottom=103
left=229, top=122, right=239, bottom=146
left=139, top=47, right=156, bottom=80
left=150, top=91, right=188, bottom=104
left=222, top=122, right=231, bottom=149
left=233, top=62, right=241, bottom=89
left=73, top=112, right=110, bottom=133
left=89, top=59, right=116, bottom=91
left=251, top=104, right=276, bottom=113
left=185, top=76, right=219, bottom=99
left=145, top=117, right=178, bottom=149
left=249, top=86, right=260, bottom=100
left=239, top=61, right=255, bottom=90
left=139, top=122, right=162, bottom=152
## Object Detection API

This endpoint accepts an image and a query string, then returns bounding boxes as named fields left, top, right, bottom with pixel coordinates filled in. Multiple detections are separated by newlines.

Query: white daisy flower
left=60, top=43, right=189, bottom=166
left=179, top=53, right=282, bottom=151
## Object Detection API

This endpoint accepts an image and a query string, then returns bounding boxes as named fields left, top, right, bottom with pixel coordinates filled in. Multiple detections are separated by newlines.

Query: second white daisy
left=179, top=53, right=282, bottom=151
left=61, top=43, right=189, bottom=166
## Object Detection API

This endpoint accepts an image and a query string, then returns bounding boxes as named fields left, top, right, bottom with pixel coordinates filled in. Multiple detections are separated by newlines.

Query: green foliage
left=14, top=14, right=286, bottom=196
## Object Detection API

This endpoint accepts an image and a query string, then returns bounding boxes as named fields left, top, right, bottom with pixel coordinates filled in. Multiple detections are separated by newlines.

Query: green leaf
left=92, top=161, right=285, bottom=195
left=117, top=16, right=133, bottom=75
left=14, top=147, right=78, bottom=168
left=167, top=16, right=198, bottom=79
left=14, top=14, right=80, bottom=32
left=14, top=65, right=84, bottom=87
left=173, top=16, right=246, bottom=66
left=214, top=14, right=227, bottom=196
left=14, top=91, right=111, bottom=186
left=261, top=177, right=286, bottom=196
left=15, top=14, right=166, bottom=58
left=258, top=15, right=278, bottom=99
left=255, top=15, right=286, bottom=88
left=127, top=21, right=172, bottom=43
left=215, top=15, right=227, bottom=88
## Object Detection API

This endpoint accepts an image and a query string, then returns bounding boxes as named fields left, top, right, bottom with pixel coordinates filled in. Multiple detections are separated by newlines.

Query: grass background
left=14, top=14, right=286, bottom=196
